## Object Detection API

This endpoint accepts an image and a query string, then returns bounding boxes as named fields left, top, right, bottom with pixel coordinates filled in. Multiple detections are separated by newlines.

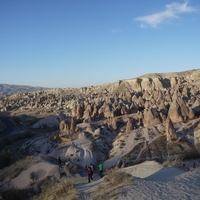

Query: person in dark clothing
left=86, top=165, right=93, bottom=183
left=58, top=156, right=61, bottom=170
left=90, top=163, right=94, bottom=180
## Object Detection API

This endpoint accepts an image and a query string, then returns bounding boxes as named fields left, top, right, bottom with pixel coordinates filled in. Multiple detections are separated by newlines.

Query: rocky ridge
left=0, top=84, right=50, bottom=95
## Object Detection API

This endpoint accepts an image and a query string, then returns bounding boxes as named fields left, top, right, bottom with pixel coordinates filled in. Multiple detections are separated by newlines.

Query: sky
left=0, top=0, right=200, bottom=88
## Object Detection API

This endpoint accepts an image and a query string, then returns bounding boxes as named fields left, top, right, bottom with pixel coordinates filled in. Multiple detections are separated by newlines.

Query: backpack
left=87, top=167, right=92, bottom=174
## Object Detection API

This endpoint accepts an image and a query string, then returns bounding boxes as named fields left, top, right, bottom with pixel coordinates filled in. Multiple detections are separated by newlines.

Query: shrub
left=2, top=188, right=28, bottom=200
left=0, top=148, right=13, bottom=168
left=31, top=180, right=79, bottom=200
left=91, top=168, right=132, bottom=200
left=52, top=181, right=76, bottom=197
left=181, top=148, right=200, bottom=160
left=164, top=148, right=200, bottom=167
left=103, top=168, right=131, bottom=186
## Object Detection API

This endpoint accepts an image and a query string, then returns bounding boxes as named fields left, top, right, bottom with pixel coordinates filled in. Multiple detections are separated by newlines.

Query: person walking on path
left=98, top=163, right=103, bottom=178
left=58, top=156, right=62, bottom=170
left=90, top=163, right=94, bottom=180
left=86, top=165, right=93, bottom=183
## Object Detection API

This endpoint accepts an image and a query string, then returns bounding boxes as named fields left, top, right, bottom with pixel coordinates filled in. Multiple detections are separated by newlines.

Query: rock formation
left=166, top=116, right=177, bottom=142
left=143, top=108, right=162, bottom=127
left=194, top=122, right=200, bottom=152
left=59, top=118, right=77, bottom=136
left=168, top=100, right=183, bottom=123
left=0, top=69, right=200, bottom=137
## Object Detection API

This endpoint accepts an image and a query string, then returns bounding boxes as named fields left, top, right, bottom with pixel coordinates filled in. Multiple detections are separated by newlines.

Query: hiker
left=90, top=163, right=94, bottom=179
left=86, top=165, right=93, bottom=183
left=98, top=163, right=103, bottom=178
left=58, top=156, right=62, bottom=170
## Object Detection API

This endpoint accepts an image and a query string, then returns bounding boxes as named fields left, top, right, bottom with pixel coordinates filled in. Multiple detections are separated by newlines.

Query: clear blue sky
left=0, top=0, right=200, bottom=88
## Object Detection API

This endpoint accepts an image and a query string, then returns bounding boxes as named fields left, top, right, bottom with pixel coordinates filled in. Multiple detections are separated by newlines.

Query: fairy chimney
left=166, top=116, right=177, bottom=142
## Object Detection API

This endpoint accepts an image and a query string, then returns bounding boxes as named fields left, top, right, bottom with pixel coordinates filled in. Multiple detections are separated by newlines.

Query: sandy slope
left=115, top=169, right=200, bottom=200
left=121, top=161, right=163, bottom=178
left=0, top=160, right=58, bottom=191
left=1, top=125, right=200, bottom=200
left=1, top=156, right=200, bottom=200
left=77, top=161, right=200, bottom=200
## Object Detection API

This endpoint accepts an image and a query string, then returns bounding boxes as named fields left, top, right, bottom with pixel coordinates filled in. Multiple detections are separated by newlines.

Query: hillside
left=0, top=84, right=50, bottom=95
left=0, top=68, right=200, bottom=199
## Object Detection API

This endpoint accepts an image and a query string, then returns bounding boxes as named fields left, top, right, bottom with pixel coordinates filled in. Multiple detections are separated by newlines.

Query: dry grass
left=31, top=179, right=79, bottom=200
left=163, top=148, right=200, bottom=167
left=90, top=168, right=132, bottom=200
left=103, top=168, right=131, bottom=185
left=163, top=154, right=183, bottom=167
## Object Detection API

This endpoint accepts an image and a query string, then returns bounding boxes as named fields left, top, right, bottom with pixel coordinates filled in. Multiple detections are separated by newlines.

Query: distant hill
left=0, top=84, right=50, bottom=95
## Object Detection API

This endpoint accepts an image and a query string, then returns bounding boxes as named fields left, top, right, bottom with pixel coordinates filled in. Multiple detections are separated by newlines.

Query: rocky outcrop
left=166, top=116, right=177, bottom=142
left=192, top=99, right=200, bottom=116
left=126, top=118, right=133, bottom=133
left=86, top=122, right=93, bottom=133
left=59, top=118, right=77, bottom=136
left=143, top=108, right=162, bottom=127
left=107, top=117, right=118, bottom=130
left=177, top=97, right=189, bottom=121
left=103, top=104, right=114, bottom=118
left=194, top=122, right=200, bottom=152
left=126, top=117, right=137, bottom=133
left=168, top=100, right=183, bottom=123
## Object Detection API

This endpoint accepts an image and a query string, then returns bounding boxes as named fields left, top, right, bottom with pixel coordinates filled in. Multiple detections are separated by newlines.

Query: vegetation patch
left=31, top=180, right=79, bottom=200
left=91, top=168, right=132, bottom=200
left=1, top=188, right=29, bottom=200
left=0, top=148, right=13, bottom=169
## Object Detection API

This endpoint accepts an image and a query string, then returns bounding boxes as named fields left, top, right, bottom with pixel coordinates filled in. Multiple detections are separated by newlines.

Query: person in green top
left=98, top=163, right=103, bottom=178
